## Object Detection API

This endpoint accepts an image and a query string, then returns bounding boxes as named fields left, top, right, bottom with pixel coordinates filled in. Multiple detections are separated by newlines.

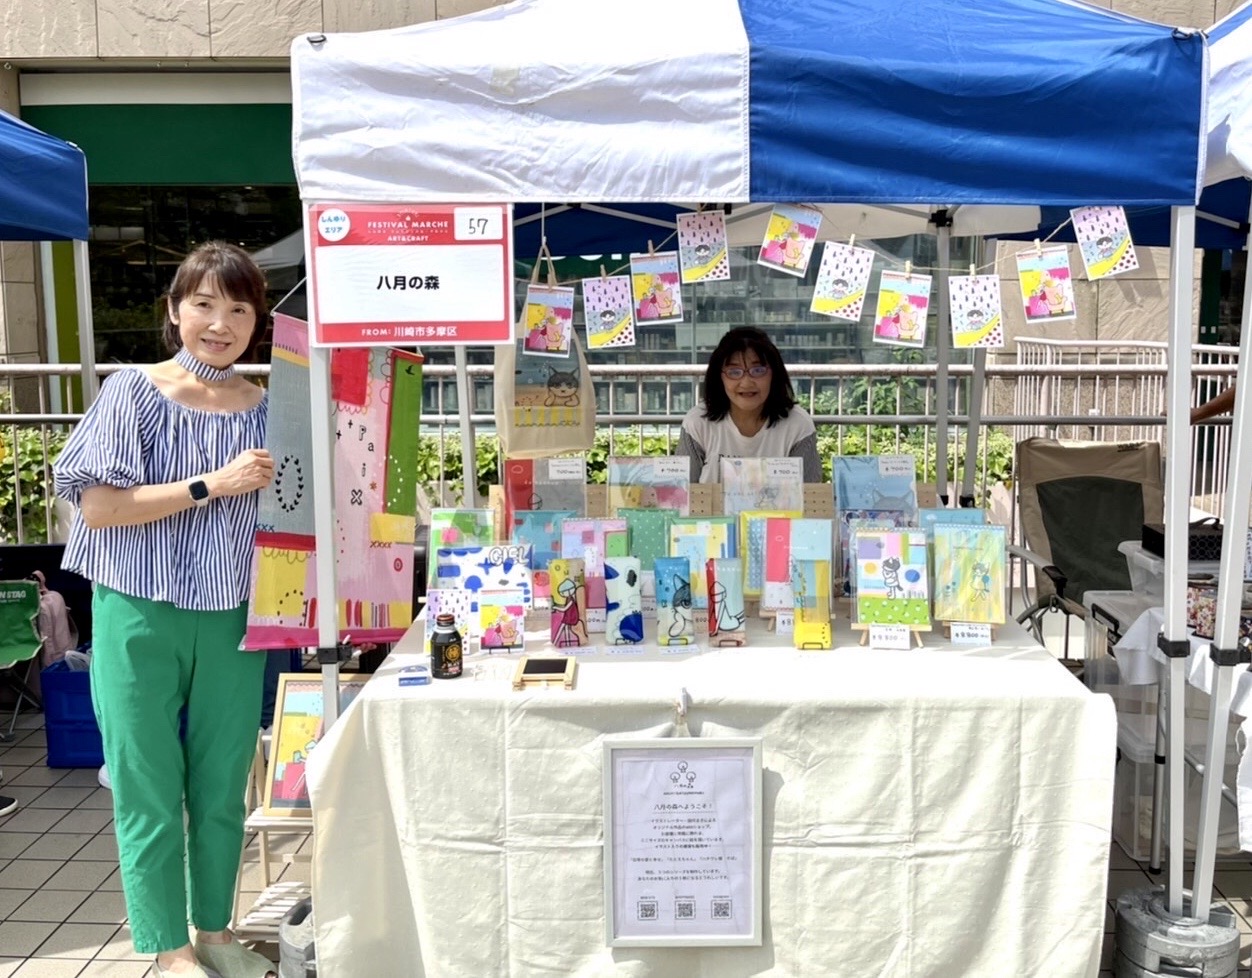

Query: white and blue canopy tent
left=0, top=110, right=97, bottom=407
left=290, top=0, right=1205, bottom=831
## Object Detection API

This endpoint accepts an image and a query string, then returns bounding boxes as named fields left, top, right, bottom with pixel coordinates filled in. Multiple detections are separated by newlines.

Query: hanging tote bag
left=494, top=250, right=597, bottom=459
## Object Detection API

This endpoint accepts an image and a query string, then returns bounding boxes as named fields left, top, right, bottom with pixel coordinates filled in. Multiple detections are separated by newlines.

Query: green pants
left=91, top=585, right=265, bottom=954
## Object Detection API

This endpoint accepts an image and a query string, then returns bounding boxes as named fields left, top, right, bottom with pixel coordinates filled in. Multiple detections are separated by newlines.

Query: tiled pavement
left=5, top=711, right=1252, bottom=978
left=0, top=713, right=291, bottom=978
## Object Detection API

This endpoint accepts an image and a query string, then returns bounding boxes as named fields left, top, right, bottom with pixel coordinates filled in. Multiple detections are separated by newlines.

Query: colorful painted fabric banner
left=245, top=313, right=423, bottom=649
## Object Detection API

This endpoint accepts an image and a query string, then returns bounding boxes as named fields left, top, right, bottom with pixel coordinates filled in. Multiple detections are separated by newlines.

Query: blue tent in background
left=0, top=108, right=96, bottom=405
left=0, top=109, right=88, bottom=241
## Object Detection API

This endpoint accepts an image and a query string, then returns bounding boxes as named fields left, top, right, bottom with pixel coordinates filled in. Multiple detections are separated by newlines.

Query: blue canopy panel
left=1003, top=180, right=1250, bottom=250
left=743, top=0, right=1206, bottom=207
left=0, top=110, right=89, bottom=241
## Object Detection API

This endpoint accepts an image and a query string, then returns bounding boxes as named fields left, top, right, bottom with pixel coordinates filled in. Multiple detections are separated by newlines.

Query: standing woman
left=676, top=326, right=823, bottom=483
left=54, top=242, right=277, bottom=978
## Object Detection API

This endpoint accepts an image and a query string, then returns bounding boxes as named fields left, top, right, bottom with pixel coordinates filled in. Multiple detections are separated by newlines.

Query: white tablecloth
left=306, top=618, right=1115, bottom=978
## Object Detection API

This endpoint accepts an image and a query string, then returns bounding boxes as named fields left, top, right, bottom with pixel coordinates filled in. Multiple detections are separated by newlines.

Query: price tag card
left=950, top=622, right=992, bottom=645
left=775, top=611, right=795, bottom=636
left=641, top=592, right=658, bottom=616
left=569, top=644, right=601, bottom=656
left=607, top=645, right=647, bottom=656
left=869, top=624, right=911, bottom=650
left=586, top=608, right=607, bottom=632
left=878, top=455, right=915, bottom=479
left=660, top=644, right=697, bottom=655
left=654, top=457, right=691, bottom=480
left=547, top=458, right=586, bottom=480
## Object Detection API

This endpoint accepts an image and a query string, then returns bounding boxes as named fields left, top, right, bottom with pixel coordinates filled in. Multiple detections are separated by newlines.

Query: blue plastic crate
left=41, top=660, right=104, bottom=768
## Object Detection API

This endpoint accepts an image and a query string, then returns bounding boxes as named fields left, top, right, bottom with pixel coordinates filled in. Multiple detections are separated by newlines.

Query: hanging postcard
left=873, top=269, right=931, bottom=349
left=677, top=211, right=731, bottom=283
left=751, top=202, right=821, bottom=276
left=630, top=252, right=684, bottom=325
left=582, top=274, right=636, bottom=350
left=522, top=283, right=576, bottom=357
left=811, top=241, right=876, bottom=321
left=1015, top=246, right=1076, bottom=325
left=1071, top=205, right=1139, bottom=280
left=757, top=203, right=822, bottom=277
left=948, top=274, right=1004, bottom=349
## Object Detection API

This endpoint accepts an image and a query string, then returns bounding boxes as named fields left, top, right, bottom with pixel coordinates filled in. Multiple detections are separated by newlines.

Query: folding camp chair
left=1011, top=437, right=1164, bottom=663
left=0, top=580, right=45, bottom=741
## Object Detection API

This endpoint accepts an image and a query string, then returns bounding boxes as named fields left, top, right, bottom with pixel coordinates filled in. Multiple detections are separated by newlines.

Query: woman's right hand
left=208, top=449, right=275, bottom=498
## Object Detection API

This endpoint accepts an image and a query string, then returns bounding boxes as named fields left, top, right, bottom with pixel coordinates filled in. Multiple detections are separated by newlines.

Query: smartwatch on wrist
left=188, top=479, right=211, bottom=508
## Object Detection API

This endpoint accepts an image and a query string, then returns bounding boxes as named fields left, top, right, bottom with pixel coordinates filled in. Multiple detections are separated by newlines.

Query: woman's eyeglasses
left=722, top=365, right=771, bottom=380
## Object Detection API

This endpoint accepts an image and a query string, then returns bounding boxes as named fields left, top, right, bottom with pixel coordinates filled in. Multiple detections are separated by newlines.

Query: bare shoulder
left=235, top=377, right=266, bottom=409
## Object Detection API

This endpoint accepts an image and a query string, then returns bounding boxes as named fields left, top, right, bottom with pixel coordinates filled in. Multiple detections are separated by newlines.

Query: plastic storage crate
left=1113, top=711, right=1241, bottom=861
left=41, top=659, right=104, bottom=768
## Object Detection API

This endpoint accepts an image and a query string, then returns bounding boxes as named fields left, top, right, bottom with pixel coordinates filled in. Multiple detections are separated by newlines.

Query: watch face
left=189, top=480, right=210, bottom=502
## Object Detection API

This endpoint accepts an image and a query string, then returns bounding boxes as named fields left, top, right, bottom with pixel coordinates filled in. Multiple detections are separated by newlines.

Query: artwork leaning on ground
left=245, top=313, right=423, bottom=649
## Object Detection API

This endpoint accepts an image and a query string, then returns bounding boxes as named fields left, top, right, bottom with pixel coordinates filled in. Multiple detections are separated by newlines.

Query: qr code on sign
left=675, top=899, right=696, bottom=920
left=637, top=900, right=658, bottom=921
left=711, top=899, right=732, bottom=920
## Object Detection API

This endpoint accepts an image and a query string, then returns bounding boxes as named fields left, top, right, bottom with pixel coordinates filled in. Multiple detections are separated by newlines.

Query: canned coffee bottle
left=430, top=613, right=463, bottom=679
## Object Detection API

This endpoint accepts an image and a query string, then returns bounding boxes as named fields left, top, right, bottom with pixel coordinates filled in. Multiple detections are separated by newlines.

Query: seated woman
left=676, top=326, right=822, bottom=484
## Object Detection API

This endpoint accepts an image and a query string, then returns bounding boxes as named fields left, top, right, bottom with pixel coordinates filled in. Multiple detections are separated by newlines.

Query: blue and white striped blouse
left=54, top=369, right=268, bottom=611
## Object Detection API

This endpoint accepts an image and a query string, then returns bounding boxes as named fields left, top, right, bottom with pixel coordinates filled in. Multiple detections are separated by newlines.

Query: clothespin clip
left=1034, top=238, right=1043, bottom=257
left=904, top=260, right=913, bottom=280
left=600, top=264, right=608, bottom=282
left=648, top=239, right=656, bottom=256
left=848, top=234, right=856, bottom=248
left=969, top=263, right=977, bottom=278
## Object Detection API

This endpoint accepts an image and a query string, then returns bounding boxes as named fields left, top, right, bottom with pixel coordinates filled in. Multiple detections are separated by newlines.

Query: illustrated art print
left=607, top=456, right=690, bottom=517
left=948, top=273, right=1004, bottom=349
left=720, top=457, right=804, bottom=517
left=478, top=592, right=527, bottom=652
left=1071, top=205, right=1139, bottom=280
left=677, top=211, right=731, bottom=284
left=932, top=524, right=1007, bottom=625
left=521, top=283, right=576, bottom=358
left=757, top=203, right=822, bottom=277
left=264, top=675, right=367, bottom=817
left=549, top=557, right=590, bottom=649
left=1016, top=246, right=1076, bottom=325
left=629, top=252, right=684, bottom=325
left=582, top=274, right=637, bottom=350
left=873, top=270, right=931, bottom=349
left=811, top=241, right=876, bottom=322
left=852, top=529, right=931, bottom=628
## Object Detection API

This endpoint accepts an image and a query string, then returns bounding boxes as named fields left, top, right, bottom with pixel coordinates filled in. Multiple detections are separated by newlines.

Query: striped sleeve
left=53, top=370, right=147, bottom=506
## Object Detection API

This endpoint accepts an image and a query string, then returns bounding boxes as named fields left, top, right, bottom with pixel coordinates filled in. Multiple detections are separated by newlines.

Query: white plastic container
left=1113, top=711, right=1242, bottom=861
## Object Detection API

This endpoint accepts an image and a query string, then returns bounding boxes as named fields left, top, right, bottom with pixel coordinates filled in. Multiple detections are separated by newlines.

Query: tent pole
left=933, top=214, right=952, bottom=503
left=38, top=242, right=62, bottom=415
left=1191, top=199, right=1251, bottom=922
left=455, top=345, right=478, bottom=507
left=1161, top=205, right=1196, bottom=916
left=308, top=343, right=344, bottom=726
left=72, top=240, right=99, bottom=408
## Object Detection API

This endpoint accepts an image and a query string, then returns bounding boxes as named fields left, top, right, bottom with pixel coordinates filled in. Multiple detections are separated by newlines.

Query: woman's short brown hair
left=162, top=241, right=268, bottom=359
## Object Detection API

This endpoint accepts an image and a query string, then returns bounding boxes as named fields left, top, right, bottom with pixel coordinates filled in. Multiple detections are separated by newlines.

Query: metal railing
left=0, top=344, right=1235, bottom=542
